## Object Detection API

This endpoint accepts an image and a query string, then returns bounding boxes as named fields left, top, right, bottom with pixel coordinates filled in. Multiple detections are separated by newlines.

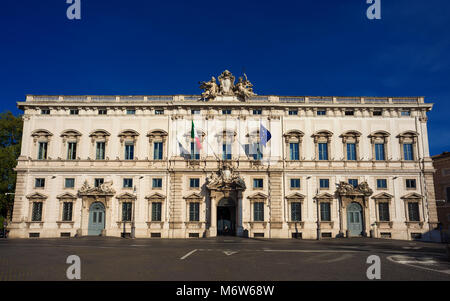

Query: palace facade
left=9, top=71, right=439, bottom=240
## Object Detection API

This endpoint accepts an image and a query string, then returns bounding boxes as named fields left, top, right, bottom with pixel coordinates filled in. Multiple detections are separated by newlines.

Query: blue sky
left=0, top=0, right=449, bottom=155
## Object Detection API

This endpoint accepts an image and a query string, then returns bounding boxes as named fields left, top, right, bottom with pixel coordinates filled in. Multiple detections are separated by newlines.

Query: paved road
left=0, top=237, right=449, bottom=281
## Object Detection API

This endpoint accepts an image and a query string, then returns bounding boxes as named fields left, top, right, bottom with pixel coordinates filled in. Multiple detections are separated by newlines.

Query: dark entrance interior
left=217, top=198, right=236, bottom=236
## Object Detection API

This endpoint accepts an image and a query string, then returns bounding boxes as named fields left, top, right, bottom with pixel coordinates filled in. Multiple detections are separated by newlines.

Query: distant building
left=432, top=152, right=450, bottom=242
left=8, top=71, right=439, bottom=240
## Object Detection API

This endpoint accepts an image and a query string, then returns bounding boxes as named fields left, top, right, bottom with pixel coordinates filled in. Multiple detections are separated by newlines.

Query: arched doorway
left=347, top=202, right=363, bottom=237
left=88, top=202, right=105, bottom=236
left=217, top=198, right=236, bottom=236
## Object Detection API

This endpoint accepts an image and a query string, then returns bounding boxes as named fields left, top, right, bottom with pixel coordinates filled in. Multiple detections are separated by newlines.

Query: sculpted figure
left=234, top=73, right=256, bottom=100
left=199, top=76, right=219, bottom=100
left=100, top=180, right=115, bottom=194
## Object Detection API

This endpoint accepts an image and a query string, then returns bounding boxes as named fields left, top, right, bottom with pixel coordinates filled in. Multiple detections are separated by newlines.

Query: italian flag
left=191, top=120, right=202, bottom=150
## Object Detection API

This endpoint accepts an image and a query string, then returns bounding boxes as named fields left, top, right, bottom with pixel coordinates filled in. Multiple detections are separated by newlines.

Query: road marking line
left=180, top=249, right=197, bottom=260
left=264, top=249, right=358, bottom=253
left=223, top=251, right=238, bottom=256
left=387, top=255, right=450, bottom=275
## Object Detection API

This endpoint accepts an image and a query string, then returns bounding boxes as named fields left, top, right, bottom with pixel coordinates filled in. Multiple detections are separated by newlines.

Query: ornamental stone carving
left=199, top=70, right=257, bottom=101
left=335, top=181, right=373, bottom=197
left=206, top=165, right=246, bottom=191
left=78, top=180, right=116, bottom=196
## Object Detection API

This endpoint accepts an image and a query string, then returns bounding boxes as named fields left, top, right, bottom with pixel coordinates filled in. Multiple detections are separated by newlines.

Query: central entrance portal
left=217, top=198, right=236, bottom=236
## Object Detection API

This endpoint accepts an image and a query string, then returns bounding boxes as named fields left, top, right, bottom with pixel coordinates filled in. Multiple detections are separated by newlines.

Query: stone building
left=8, top=71, right=439, bottom=240
left=432, top=152, right=450, bottom=242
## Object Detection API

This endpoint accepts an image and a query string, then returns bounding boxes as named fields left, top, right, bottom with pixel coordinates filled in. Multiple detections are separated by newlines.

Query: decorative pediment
left=314, top=192, right=334, bottom=200
left=31, top=129, right=53, bottom=138
left=372, top=192, right=394, bottom=199
left=285, top=192, right=306, bottom=200
left=401, top=192, right=423, bottom=200
left=145, top=192, right=166, bottom=200
left=247, top=192, right=268, bottom=200
left=57, top=192, right=77, bottom=200
left=61, top=129, right=82, bottom=137
left=89, top=129, right=111, bottom=137
left=284, top=130, right=304, bottom=143
left=116, top=192, right=137, bottom=200
left=26, top=192, right=48, bottom=200
left=183, top=192, right=203, bottom=200
left=336, top=181, right=373, bottom=197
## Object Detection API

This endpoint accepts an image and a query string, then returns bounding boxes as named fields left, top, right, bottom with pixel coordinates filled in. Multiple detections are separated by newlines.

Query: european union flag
left=260, top=123, right=272, bottom=147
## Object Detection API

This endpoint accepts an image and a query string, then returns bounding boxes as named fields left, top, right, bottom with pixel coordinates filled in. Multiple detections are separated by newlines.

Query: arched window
left=369, top=131, right=390, bottom=161
left=397, top=131, right=418, bottom=161
left=216, top=130, right=236, bottom=161
left=61, top=130, right=82, bottom=160
left=246, top=130, right=263, bottom=161
left=118, top=130, right=139, bottom=160
left=340, top=131, right=361, bottom=161
left=147, top=130, right=168, bottom=160
left=31, top=129, right=53, bottom=160
left=284, top=130, right=304, bottom=161
left=89, top=130, right=111, bottom=160
left=312, top=130, right=333, bottom=161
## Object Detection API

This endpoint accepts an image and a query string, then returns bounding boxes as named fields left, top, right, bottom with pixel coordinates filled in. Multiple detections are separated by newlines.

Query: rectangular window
left=38, top=142, right=48, bottom=160
left=252, top=143, right=263, bottom=160
left=190, top=178, right=200, bottom=188
left=345, top=110, right=354, bottom=116
left=253, top=109, right=262, bottom=115
left=191, top=109, right=200, bottom=115
left=123, top=178, right=133, bottom=188
left=289, top=143, right=299, bottom=160
left=346, top=143, right=356, bottom=161
left=254, top=202, right=264, bottom=221
left=222, top=143, right=232, bottom=160
left=253, top=178, right=263, bottom=188
left=222, top=109, right=232, bottom=115
left=126, top=109, right=136, bottom=115
left=151, top=202, right=162, bottom=221
left=373, top=110, right=382, bottom=116
left=348, top=179, right=358, bottom=188
left=317, top=110, right=326, bottom=116
left=152, top=178, right=162, bottom=188
left=319, top=179, right=329, bottom=189
left=403, top=143, right=414, bottom=161
left=320, top=202, right=331, bottom=221
left=290, top=179, right=301, bottom=189
left=408, top=202, right=420, bottom=221
left=35, top=178, right=45, bottom=188
left=154, top=142, right=163, bottom=160
left=96, top=142, right=106, bottom=160
left=189, top=202, right=200, bottom=222
left=31, top=202, right=43, bottom=221
left=291, top=202, right=302, bottom=221
left=125, top=143, right=134, bottom=160
left=98, top=109, right=107, bottom=115
left=377, top=179, right=387, bottom=189
left=65, top=178, right=75, bottom=188
left=401, top=110, right=411, bottom=116
left=155, top=109, right=164, bottom=115
left=62, top=202, right=73, bottom=221
left=94, top=178, right=104, bottom=188
left=378, top=203, right=390, bottom=221
left=41, top=109, right=50, bottom=115
left=406, top=179, right=417, bottom=189
left=375, top=143, right=385, bottom=160
left=122, top=202, right=132, bottom=222
left=288, top=109, right=298, bottom=115
left=67, top=142, right=77, bottom=160
left=190, top=142, right=200, bottom=160
left=69, top=109, right=79, bottom=115
left=318, top=143, right=328, bottom=160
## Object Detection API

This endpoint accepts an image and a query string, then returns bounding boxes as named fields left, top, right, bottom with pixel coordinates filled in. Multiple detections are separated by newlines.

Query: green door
left=347, top=202, right=363, bottom=237
left=88, top=202, right=105, bottom=236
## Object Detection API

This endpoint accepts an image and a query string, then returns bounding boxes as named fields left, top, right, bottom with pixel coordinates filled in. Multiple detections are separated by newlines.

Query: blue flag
left=260, top=123, right=272, bottom=147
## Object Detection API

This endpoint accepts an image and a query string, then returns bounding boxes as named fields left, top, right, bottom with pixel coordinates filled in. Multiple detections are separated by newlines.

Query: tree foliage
left=0, top=111, right=23, bottom=223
